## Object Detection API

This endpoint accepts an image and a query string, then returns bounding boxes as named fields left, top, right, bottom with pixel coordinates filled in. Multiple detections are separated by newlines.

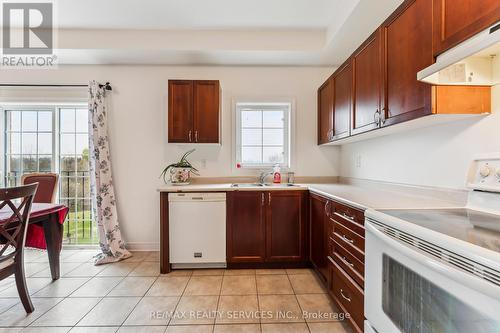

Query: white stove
left=365, top=154, right=500, bottom=333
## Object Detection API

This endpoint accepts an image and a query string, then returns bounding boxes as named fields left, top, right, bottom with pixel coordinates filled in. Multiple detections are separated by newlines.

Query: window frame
left=234, top=101, right=293, bottom=170
left=3, top=105, right=57, bottom=185
left=2, top=103, right=95, bottom=246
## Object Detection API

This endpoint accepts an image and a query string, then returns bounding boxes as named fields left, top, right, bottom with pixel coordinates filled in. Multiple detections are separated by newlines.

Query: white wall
left=0, top=65, right=338, bottom=249
left=340, top=84, right=500, bottom=190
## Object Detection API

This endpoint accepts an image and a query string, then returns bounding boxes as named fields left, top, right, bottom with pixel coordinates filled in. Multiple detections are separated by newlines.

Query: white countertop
left=158, top=179, right=466, bottom=210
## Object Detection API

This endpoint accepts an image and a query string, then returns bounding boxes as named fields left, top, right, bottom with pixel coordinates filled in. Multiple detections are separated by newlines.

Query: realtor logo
left=2, top=2, right=52, bottom=54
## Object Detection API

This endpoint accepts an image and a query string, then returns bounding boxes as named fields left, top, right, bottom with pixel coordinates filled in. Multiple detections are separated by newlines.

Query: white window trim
left=1, top=103, right=87, bottom=185
left=232, top=98, right=296, bottom=172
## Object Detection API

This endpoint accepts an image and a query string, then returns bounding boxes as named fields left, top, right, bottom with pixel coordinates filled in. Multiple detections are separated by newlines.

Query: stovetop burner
left=380, top=208, right=500, bottom=254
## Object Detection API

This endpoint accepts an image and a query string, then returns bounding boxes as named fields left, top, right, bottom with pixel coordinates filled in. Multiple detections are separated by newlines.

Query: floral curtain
left=88, top=81, right=131, bottom=265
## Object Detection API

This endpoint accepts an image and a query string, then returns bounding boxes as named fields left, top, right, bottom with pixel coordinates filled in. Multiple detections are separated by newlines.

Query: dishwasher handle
left=168, top=192, right=227, bottom=202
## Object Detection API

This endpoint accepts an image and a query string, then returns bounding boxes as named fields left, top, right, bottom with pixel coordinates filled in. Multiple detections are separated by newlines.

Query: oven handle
left=366, top=222, right=500, bottom=299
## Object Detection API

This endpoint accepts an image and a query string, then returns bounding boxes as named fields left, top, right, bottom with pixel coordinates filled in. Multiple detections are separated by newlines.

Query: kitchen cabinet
left=266, top=191, right=308, bottom=262
left=168, top=80, right=220, bottom=143
left=227, top=190, right=308, bottom=265
left=226, top=191, right=266, bottom=263
left=309, top=193, right=329, bottom=282
left=317, top=77, right=334, bottom=144
left=329, top=257, right=364, bottom=333
left=310, top=193, right=366, bottom=333
left=351, top=30, right=383, bottom=135
left=332, top=62, right=352, bottom=140
left=433, top=0, right=500, bottom=56
left=381, top=0, right=434, bottom=127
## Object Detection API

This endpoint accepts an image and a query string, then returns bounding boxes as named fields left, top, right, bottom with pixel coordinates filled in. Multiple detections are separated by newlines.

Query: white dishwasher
left=168, top=192, right=226, bottom=268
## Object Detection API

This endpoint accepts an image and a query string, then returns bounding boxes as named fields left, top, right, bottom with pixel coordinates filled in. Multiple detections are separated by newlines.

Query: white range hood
left=418, top=22, right=500, bottom=86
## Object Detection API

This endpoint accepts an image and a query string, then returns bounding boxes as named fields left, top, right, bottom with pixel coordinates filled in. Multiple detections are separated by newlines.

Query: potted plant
left=160, top=149, right=200, bottom=185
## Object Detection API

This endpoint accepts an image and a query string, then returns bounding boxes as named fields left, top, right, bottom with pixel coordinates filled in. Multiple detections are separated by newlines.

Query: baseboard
left=125, top=242, right=160, bottom=251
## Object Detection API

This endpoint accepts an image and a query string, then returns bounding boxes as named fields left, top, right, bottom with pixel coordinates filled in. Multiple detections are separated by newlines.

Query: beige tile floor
left=0, top=249, right=352, bottom=333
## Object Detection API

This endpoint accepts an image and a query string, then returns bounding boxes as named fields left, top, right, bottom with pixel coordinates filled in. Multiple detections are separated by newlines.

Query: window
left=235, top=102, right=291, bottom=168
left=3, top=105, right=96, bottom=245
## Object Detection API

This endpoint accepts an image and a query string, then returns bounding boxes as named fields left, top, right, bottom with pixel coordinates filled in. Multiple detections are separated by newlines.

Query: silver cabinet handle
left=342, top=234, right=354, bottom=244
left=340, top=289, right=351, bottom=302
left=381, top=107, right=387, bottom=125
left=188, top=130, right=192, bottom=142
left=268, top=193, right=271, bottom=206
left=342, top=212, right=356, bottom=222
left=374, top=110, right=381, bottom=125
left=324, top=201, right=331, bottom=217
left=194, top=130, right=198, bottom=142
left=261, top=192, right=264, bottom=206
left=342, top=256, right=354, bottom=268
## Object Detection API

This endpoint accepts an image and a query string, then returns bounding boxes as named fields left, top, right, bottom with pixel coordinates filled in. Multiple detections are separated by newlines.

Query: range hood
left=418, top=22, right=500, bottom=86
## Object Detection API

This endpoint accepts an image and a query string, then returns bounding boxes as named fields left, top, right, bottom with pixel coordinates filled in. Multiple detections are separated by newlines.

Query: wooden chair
left=21, top=173, right=59, bottom=204
left=0, top=183, right=38, bottom=313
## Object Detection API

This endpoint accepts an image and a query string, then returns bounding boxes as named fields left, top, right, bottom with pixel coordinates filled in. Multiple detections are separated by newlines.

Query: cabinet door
left=332, top=62, right=352, bottom=140
left=381, top=0, right=433, bottom=126
left=168, top=80, right=193, bottom=143
left=317, top=77, right=334, bottom=144
left=194, top=80, right=220, bottom=143
left=352, top=30, right=382, bottom=135
left=266, top=191, right=307, bottom=262
left=310, top=194, right=329, bottom=282
left=227, top=191, right=266, bottom=263
left=434, top=0, right=500, bottom=55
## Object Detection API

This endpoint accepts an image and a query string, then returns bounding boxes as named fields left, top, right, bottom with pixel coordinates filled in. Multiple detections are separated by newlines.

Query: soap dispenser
left=273, top=164, right=281, bottom=184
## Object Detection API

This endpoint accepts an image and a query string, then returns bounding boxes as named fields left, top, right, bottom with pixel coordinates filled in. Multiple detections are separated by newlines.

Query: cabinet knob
left=194, top=130, right=198, bottom=142
left=188, top=130, right=192, bottom=142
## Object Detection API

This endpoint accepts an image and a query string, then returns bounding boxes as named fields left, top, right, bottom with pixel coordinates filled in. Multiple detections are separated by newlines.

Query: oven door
left=365, top=221, right=500, bottom=333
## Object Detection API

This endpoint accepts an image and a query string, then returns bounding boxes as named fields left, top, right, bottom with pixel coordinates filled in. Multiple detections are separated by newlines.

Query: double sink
left=231, top=183, right=299, bottom=188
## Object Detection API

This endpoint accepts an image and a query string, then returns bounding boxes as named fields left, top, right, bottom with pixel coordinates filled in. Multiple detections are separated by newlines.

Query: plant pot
left=170, top=167, right=192, bottom=185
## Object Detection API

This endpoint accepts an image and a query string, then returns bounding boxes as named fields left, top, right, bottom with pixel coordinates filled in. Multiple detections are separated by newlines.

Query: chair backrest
left=0, top=183, right=38, bottom=262
left=21, top=173, right=58, bottom=204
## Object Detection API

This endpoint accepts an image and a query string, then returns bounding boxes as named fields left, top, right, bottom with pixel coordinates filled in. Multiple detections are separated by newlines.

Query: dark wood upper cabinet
left=310, top=193, right=329, bottom=282
left=352, top=30, right=383, bottom=135
left=433, top=0, right=500, bottom=56
left=226, top=191, right=266, bottom=263
left=168, top=79, right=220, bottom=143
left=168, top=80, right=193, bottom=143
left=332, top=62, right=352, bottom=140
left=381, top=0, right=434, bottom=127
left=266, top=191, right=307, bottom=262
left=317, top=77, right=334, bottom=144
left=193, top=80, right=220, bottom=143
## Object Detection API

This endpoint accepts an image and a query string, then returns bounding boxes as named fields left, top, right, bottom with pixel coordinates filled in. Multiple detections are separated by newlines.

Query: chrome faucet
left=259, top=171, right=274, bottom=184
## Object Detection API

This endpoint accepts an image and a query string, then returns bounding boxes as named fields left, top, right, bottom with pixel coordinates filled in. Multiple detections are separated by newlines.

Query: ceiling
left=10, top=0, right=405, bottom=66
left=56, top=0, right=355, bottom=30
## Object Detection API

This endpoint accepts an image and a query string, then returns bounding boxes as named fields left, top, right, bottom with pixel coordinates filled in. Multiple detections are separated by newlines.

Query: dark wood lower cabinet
left=311, top=193, right=366, bottom=333
left=266, top=191, right=308, bottom=262
left=309, top=193, right=329, bottom=282
left=226, top=191, right=266, bottom=263
left=227, top=190, right=308, bottom=266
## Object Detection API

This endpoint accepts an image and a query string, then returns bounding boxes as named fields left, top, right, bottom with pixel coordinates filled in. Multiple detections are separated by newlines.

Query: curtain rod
left=0, top=82, right=112, bottom=90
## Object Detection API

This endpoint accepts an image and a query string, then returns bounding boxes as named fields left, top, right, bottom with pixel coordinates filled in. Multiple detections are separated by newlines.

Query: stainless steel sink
left=231, top=183, right=264, bottom=187
left=231, top=183, right=298, bottom=188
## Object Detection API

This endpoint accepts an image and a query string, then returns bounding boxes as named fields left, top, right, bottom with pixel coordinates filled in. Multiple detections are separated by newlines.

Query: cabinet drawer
left=330, top=212, right=365, bottom=238
left=331, top=201, right=364, bottom=227
left=330, top=237, right=364, bottom=287
left=332, top=221, right=365, bottom=261
left=329, top=257, right=364, bottom=332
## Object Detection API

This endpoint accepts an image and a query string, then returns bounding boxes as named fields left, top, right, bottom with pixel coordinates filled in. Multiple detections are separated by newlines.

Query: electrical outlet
left=355, top=154, right=362, bottom=168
